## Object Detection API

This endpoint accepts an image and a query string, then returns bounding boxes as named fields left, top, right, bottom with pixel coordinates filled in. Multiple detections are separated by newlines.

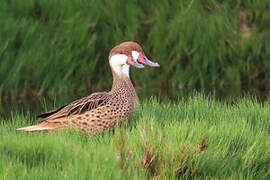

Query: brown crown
left=109, top=41, right=143, bottom=60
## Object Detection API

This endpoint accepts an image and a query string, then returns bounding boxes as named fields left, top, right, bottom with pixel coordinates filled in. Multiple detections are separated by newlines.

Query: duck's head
left=119, top=41, right=160, bottom=67
left=109, top=44, right=144, bottom=70
left=109, top=42, right=159, bottom=77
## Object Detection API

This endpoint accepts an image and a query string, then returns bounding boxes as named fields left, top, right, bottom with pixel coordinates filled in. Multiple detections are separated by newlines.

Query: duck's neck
left=124, top=76, right=140, bottom=105
left=110, top=65, right=139, bottom=105
left=122, top=65, right=140, bottom=105
left=110, top=69, right=129, bottom=94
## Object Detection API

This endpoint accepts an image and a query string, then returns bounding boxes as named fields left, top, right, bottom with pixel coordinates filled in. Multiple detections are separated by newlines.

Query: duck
left=17, top=41, right=159, bottom=134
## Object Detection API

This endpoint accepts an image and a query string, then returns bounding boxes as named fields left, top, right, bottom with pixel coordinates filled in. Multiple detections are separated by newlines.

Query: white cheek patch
left=132, top=51, right=140, bottom=61
left=109, top=54, right=127, bottom=66
left=109, top=54, right=128, bottom=76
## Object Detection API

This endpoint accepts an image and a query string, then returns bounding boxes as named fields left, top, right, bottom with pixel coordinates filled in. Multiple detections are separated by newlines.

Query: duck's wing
left=37, top=92, right=111, bottom=122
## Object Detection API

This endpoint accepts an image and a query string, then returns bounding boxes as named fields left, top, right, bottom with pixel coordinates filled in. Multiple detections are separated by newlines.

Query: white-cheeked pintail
left=17, top=41, right=159, bottom=134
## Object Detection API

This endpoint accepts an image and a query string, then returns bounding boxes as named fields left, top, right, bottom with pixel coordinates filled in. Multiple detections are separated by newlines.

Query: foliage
left=0, top=0, right=270, bottom=100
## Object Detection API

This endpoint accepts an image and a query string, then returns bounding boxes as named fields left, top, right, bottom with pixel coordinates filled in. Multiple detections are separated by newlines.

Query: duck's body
left=20, top=72, right=133, bottom=134
left=17, top=42, right=159, bottom=134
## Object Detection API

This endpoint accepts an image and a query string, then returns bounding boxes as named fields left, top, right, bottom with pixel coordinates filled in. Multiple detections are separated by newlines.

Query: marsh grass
left=0, top=94, right=269, bottom=179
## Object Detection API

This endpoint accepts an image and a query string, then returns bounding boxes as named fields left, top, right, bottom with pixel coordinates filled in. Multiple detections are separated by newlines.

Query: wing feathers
left=36, top=104, right=67, bottom=121
left=37, top=92, right=110, bottom=122
left=17, top=92, right=111, bottom=132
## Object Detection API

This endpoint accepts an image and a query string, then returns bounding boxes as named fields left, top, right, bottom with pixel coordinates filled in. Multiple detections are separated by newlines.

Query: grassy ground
left=0, top=94, right=269, bottom=179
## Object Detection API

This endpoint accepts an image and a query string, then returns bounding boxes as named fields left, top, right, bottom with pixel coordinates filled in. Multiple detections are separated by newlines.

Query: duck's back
left=17, top=80, right=134, bottom=134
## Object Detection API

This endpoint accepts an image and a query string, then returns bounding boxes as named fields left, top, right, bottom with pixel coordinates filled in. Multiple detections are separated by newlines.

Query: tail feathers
left=17, top=122, right=58, bottom=132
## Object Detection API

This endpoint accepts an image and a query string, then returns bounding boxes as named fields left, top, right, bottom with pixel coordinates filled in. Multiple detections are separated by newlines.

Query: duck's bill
left=127, top=56, right=144, bottom=68
left=138, top=52, right=160, bottom=67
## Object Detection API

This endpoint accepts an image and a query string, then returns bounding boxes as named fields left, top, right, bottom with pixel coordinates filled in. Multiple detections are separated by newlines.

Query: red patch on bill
left=127, top=56, right=134, bottom=65
left=137, top=52, right=146, bottom=64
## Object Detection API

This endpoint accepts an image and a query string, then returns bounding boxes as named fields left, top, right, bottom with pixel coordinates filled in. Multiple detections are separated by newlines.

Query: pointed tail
left=16, top=122, right=58, bottom=132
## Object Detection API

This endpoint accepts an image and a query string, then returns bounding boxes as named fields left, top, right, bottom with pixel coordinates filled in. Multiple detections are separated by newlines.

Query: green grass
left=1, top=94, right=269, bottom=179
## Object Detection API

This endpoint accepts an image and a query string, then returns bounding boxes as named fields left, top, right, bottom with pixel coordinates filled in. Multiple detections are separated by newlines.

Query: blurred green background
left=1, top=0, right=270, bottom=114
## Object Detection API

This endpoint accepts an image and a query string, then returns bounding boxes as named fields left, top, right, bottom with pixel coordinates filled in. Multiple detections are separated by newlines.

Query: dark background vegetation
left=1, top=0, right=270, bottom=111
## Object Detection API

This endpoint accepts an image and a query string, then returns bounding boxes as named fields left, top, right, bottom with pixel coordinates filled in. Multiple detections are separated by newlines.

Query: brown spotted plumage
left=17, top=41, right=159, bottom=134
